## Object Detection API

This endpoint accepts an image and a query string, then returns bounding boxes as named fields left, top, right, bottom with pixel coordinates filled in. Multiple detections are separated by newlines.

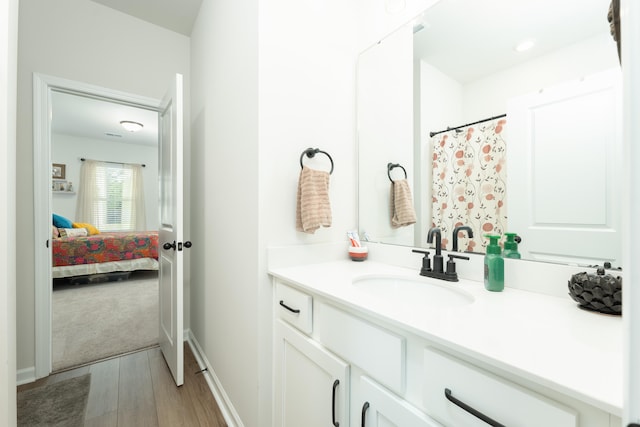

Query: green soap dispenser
left=503, top=233, right=521, bottom=259
left=484, top=234, right=504, bottom=292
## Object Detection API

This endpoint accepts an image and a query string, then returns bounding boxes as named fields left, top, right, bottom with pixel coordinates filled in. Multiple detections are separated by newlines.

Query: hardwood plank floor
left=18, top=343, right=228, bottom=427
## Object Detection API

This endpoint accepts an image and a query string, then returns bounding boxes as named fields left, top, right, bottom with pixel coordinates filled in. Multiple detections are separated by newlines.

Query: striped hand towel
left=296, top=166, right=332, bottom=234
left=390, top=179, right=416, bottom=228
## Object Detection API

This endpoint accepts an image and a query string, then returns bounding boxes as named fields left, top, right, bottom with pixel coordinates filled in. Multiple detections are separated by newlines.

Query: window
left=76, top=160, right=147, bottom=231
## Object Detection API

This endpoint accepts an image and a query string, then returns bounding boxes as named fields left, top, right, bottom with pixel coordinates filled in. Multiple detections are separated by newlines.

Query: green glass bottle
left=503, top=233, right=521, bottom=259
left=484, top=234, right=504, bottom=292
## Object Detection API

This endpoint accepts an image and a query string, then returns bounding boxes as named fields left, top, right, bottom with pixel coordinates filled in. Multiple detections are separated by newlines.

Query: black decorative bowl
left=568, top=266, right=622, bottom=315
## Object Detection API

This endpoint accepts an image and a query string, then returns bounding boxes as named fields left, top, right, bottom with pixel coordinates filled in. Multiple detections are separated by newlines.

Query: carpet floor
left=52, top=271, right=158, bottom=372
left=18, top=373, right=91, bottom=426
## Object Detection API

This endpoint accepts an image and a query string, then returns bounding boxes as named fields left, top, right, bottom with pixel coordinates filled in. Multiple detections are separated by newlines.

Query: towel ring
left=300, top=148, right=334, bottom=174
left=387, top=163, right=407, bottom=182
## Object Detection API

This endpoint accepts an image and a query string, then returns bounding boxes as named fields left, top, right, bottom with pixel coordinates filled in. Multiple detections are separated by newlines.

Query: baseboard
left=186, top=330, right=244, bottom=427
left=16, top=366, right=36, bottom=386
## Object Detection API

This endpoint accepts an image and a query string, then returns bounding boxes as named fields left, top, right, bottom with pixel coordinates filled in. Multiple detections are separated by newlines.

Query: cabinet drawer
left=423, top=347, right=577, bottom=427
left=275, top=282, right=313, bottom=334
left=315, top=301, right=405, bottom=393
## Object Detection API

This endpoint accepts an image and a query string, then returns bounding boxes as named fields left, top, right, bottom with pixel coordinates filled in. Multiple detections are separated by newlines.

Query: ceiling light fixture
left=514, top=39, right=536, bottom=53
left=119, top=120, right=144, bottom=132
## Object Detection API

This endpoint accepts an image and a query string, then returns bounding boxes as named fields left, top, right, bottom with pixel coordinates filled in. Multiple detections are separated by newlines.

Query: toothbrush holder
left=348, top=246, right=368, bottom=262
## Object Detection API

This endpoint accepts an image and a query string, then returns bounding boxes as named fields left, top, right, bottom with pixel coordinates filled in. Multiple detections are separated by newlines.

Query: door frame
left=32, top=73, right=161, bottom=378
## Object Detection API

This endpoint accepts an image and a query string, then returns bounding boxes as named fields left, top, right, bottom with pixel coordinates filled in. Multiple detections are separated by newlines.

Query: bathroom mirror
left=357, top=0, right=622, bottom=266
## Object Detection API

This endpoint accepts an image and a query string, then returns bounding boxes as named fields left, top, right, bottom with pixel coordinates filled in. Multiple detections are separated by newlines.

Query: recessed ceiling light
left=119, top=120, right=144, bottom=132
left=514, top=39, right=536, bottom=53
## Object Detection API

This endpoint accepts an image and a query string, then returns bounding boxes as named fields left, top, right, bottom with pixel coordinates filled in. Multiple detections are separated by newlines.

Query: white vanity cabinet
left=274, top=281, right=437, bottom=427
left=274, top=320, right=349, bottom=427
left=272, top=279, right=621, bottom=427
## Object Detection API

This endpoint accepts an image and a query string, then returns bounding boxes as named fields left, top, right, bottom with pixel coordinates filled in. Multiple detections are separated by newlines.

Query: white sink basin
left=351, top=275, right=474, bottom=309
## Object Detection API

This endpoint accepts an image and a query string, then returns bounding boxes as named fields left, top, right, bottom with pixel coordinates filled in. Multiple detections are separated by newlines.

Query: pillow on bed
left=52, top=213, right=73, bottom=229
left=73, top=222, right=100, bottom=235
left=59, top=228, right=88, bottom=238
left=52, top=225, right=60, bottom=239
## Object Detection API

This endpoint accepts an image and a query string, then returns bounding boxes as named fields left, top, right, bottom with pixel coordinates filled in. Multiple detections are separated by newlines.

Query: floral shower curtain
left=431, top=117, right=507, bottom=252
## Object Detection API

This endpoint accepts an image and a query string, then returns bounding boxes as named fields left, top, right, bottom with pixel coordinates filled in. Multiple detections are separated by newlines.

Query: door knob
left=163, top=241, right=176, bottom=250
left=184, top=241, right=192, bottom=248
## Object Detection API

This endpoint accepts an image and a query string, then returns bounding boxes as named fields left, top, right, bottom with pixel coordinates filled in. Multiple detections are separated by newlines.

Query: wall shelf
left=52, top=191, right=76, bottom=195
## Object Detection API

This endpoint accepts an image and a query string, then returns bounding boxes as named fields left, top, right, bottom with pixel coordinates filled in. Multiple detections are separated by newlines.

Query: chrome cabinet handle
left=361, top=402, right=370, bottom=427
left=332, top=379, right=340, bottom=427
left=278, top=300, right=300, bottom=314
left=444, top=388, right=505, bottom=427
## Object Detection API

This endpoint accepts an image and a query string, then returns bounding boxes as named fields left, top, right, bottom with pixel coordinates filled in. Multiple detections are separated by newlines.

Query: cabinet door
left=359, top=376, right=442, bottom=427
left=274, top=320, right=349, bottom=427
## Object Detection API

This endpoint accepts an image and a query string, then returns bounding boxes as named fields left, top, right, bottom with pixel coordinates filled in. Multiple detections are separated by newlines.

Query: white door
left=507, top=68, right=622, bottom=266
left=158, top=73, right=185, bottom=386
left=274, top=320, right=350, bottom=427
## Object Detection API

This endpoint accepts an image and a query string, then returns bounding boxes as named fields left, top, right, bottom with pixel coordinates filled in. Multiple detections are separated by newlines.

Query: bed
left=52, top=231, right=159, bottom=279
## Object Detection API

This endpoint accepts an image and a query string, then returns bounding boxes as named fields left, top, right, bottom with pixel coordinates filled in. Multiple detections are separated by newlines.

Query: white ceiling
left=414, top=0, right=613, bottom=83
left=51, top=91, right=158, bottom=146
left=90, top=0, right=203, bottom=36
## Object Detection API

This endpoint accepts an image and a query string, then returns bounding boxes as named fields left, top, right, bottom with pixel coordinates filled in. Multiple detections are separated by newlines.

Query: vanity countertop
left=269, top=259, right=622, bottom=415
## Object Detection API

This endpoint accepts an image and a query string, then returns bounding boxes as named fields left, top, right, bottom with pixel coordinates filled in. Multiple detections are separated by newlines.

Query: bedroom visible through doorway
left=48, top=89, right=160, bottom=372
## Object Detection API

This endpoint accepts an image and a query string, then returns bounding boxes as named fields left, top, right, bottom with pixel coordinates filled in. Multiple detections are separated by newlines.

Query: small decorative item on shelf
left=568, top=262, right=622, bottom=315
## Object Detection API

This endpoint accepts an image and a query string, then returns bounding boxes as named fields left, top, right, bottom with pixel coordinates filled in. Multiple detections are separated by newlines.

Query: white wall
left=17, top=0, right=190, bottom=374
left=190, top=0, right=359, bottom=424
left=0, top=0, right=17, bottom=425
left=51, top=134, right=159, bottom=229
left=462, top=33, right=619, bottom=122
left=189, top=0, right=259, bottom=424
left=356, top=0, right=440, bottom=51
left=419, top=34, right=618, bottom=140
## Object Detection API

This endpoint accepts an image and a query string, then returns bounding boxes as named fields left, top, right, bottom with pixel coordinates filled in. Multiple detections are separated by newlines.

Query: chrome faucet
left=452, top=225, right=474, bottom=252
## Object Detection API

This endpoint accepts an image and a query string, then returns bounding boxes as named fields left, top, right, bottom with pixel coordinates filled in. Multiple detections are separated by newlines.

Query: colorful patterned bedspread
left=52, top=231, right=159, bottom=267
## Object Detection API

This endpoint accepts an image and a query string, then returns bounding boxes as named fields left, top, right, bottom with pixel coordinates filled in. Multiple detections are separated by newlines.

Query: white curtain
left=75, top=160, right=147, bottom=231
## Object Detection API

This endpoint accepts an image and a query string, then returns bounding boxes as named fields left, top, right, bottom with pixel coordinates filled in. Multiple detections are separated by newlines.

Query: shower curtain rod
left=429, top=113, right=506, bottom=138
left=80, top=157, right=146, bottom=168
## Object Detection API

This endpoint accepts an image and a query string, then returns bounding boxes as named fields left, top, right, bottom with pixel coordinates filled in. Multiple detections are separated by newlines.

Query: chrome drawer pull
left=444, top=388, right=505, bottom=427
left=279, top=300, right=300, bottom=314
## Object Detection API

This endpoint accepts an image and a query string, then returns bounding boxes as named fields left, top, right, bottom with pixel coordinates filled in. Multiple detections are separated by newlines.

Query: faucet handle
left=445, top=254, right=470, bottom=281
left=412, top=249, right=432, bottom=276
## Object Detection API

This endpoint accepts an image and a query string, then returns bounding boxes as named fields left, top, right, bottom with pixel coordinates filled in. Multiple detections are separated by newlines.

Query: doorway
left=33, top=74, right=163, bottom=378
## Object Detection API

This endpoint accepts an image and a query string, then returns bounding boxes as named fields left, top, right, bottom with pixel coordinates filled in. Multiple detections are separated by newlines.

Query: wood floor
left=18, top=343, right=228, bottom=427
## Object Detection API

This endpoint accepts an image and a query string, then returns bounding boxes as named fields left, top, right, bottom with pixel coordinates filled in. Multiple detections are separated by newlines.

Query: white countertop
left=269, top=259, right=622, bottom=415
